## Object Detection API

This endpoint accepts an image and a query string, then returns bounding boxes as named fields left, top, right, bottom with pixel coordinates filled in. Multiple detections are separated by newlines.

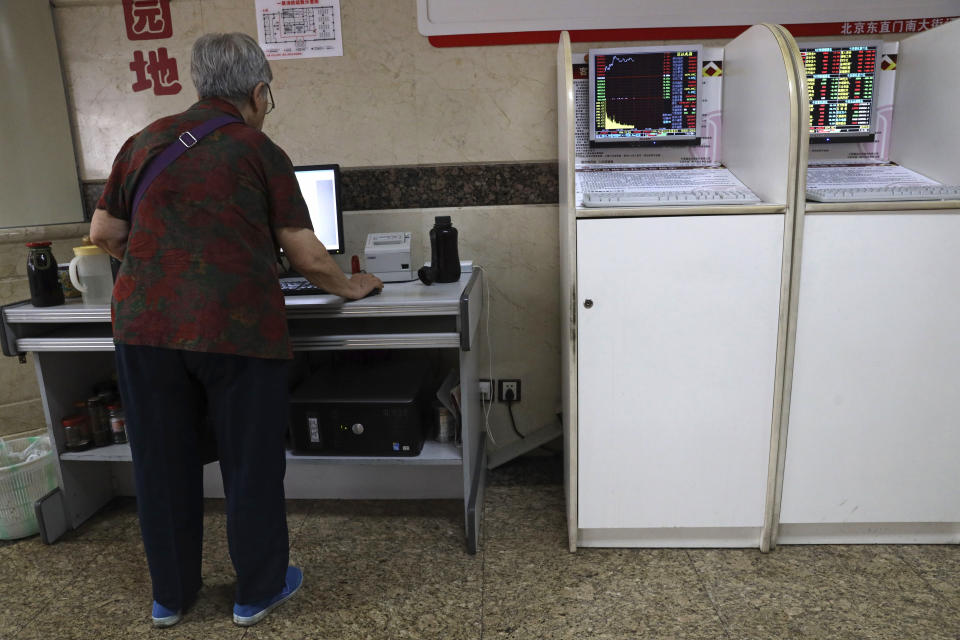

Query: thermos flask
left=26, top=242, right=65, bottom=307
left=418, top=216, right=460, bottom=285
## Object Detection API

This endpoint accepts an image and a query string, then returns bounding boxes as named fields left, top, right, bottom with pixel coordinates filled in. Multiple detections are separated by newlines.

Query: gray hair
left=191, top=33, right=273, bottom=105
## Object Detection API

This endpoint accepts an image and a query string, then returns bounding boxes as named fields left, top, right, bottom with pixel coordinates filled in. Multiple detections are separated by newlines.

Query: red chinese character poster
left=122, top=0, right=173, bottom=40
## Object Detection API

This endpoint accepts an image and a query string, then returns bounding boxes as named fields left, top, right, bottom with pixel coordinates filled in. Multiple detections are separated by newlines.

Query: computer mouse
left=365, top=286, right=382, bottom=298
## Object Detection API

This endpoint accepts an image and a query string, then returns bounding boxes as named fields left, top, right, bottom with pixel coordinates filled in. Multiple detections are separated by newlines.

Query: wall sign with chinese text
left=123, top=0, right=181, bottom=95
left=123, top=0, right=173, bottom=40
left=416, top=0, right=959, bottom=46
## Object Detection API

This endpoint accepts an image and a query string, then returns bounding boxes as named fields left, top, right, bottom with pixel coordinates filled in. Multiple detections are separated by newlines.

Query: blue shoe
left=232, top=566, right=303, bottom=627
left=151, top=601, right=182, bottom=628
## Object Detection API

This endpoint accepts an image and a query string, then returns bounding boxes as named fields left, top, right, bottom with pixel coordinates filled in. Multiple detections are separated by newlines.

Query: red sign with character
left=129, top=48, right=182, bottom=96
left=122, top=0, right=172, bottom=40
left=123, top=0, right=180, bottom=95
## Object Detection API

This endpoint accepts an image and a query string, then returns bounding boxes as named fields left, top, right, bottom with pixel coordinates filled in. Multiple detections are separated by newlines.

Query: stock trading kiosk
left=558, top=24, right=807, bottom=551
left=774, top=20, right=960, bottom=545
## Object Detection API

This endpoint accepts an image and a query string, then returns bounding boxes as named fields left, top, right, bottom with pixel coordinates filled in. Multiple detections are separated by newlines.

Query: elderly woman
left=91, top=32, right=381, bottom=628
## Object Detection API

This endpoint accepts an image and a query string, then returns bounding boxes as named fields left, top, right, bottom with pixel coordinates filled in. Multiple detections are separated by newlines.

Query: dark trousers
left=115, top=343, right=290, bottom=609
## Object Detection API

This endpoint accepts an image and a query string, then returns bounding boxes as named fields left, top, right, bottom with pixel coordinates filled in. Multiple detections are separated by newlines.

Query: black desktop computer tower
left=289, top=359, right=434, bottom=456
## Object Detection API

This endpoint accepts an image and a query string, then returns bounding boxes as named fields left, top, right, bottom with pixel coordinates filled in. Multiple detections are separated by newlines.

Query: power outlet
left=498, top=379, right=521, bottom=402
left=479, top=379, right=492, bottom=402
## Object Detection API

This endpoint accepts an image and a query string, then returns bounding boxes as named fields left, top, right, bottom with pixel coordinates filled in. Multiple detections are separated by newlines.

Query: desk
left=1, top=269, right=486, bottom=553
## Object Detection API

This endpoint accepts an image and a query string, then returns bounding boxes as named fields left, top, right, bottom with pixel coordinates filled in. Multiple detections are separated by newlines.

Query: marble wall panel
left=0, top=228, right=89, bottom=423
left=81, top=161, right=559, bottom=221
left=336, top=205, right=561, bottom=447
left=0, top=353, right=41, bottom=416
left=0, top=399, right=47, bottom=439
left=0, top=206, right=561, bottom=447
left=54, top=1, right=201, bottom=179
left=54, top=0, right=561, bottom=178
left=265, top=0, right=420, bottom=167
left=412, top=42, right=558, bottom=164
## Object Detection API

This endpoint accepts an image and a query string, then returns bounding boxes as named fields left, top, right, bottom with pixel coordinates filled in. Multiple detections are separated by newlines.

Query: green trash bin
left=0, top=436, right=58, bottom=540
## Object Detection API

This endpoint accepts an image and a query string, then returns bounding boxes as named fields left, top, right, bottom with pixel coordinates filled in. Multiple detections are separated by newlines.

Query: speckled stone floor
left=1, top=455, right=958, bottom=639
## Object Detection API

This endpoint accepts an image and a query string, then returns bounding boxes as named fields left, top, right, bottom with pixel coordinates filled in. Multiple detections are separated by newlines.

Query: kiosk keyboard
left=582, top=189, right=761, bottom=207
left=806, top=185, right=960, bottom=202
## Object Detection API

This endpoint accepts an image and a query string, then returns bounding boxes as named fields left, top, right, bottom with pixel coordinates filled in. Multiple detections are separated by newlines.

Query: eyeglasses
left=264, top=84, right=275, bottom=114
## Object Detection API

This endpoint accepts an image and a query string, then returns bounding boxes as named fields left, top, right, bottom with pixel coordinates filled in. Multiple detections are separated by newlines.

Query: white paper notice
left=256, top=0, right=343, bottom=59
left=575, top=166, right=758, bottom=207
left=806, top=164, right=939, bottom=190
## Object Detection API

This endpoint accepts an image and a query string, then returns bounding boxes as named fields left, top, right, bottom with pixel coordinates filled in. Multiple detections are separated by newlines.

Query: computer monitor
left=799, top=41, right=881, bottom=143
left=292, top=164, right=344, bottom=254
left=588, top=45, right=702, bottom=146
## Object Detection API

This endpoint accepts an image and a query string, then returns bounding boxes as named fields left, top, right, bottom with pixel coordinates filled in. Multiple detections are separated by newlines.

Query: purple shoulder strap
left=130, top=115, right=241, bottom=217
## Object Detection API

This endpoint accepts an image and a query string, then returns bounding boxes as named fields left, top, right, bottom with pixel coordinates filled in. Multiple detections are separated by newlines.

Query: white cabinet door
left=781, top=213, right=960, bottom=525
left=576, top=215, right=784, bottom=530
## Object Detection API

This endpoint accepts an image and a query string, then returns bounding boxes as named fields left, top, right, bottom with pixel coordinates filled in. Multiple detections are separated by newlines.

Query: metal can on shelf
left=87, top=396, right=111, bottom=447
left=435, top=405, right=454, bottom=443
left=61, top=414, right=91, bottom=451
left=108, top=404, right=127, bottom=444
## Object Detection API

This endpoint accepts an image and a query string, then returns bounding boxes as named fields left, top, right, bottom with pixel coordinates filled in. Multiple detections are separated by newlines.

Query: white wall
left=54, top=0, right=559, bottom=177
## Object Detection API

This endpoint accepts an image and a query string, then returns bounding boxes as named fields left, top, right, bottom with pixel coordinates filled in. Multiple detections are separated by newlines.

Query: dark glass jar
left=61, top=414, right=91, bottom=451
left=26, top=242, right=65, bottom=307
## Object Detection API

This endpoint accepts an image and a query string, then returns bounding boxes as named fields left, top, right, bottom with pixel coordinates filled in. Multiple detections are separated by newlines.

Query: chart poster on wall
left=256, top=0, right=343, bottom=59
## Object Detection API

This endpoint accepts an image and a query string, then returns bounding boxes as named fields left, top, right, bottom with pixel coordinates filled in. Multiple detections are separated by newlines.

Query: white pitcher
left=68, top=246, right=113, bottom=306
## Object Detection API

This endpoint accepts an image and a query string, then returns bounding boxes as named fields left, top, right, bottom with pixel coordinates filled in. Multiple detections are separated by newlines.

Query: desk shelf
left=61, top=440, right=463, bottom=466
left=286, top=440, right=463, bottom=466
left=11, top=330, right=463, bottom=353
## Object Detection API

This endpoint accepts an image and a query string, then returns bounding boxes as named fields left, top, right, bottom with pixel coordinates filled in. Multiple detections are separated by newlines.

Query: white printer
left=364, top=232, right=413, bottom=282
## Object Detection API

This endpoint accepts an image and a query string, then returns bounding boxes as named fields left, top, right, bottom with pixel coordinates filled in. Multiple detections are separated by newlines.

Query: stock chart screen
left=801, top=44, right=878, bottom=137
left=591, top=48, right=699, bottom=143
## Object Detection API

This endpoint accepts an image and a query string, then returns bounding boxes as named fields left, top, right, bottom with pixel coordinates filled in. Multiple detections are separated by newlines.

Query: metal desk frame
left=2, top=268, right=486, bottom=553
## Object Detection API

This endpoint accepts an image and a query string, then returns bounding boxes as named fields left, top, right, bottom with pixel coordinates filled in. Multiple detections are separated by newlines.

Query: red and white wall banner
left=123, top=0, right=181, bottom=95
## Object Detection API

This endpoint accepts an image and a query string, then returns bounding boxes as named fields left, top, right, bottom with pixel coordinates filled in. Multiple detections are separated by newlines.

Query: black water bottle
left=26, top=242, right=64, bottom=307
left=419, top=216, right=460, bottom=285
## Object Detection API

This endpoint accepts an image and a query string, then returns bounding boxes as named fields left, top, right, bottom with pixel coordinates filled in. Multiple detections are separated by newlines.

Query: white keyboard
left=806, top=185, right=960, bottom=202
left=581, top=190, right=761, bottom=208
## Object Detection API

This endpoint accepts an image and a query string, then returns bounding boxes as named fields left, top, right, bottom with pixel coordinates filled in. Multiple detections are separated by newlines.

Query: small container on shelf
left=108, top=404, right=127, bottom=444
left=86, top=396, right=111, bottom=447
left=433, top=402, right=455, bottom=444
left=61, top=414, right=91, bottom=451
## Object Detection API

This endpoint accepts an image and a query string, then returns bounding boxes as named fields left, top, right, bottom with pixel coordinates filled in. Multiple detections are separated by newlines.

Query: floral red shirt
left=97, top=99, right=312, bottom=359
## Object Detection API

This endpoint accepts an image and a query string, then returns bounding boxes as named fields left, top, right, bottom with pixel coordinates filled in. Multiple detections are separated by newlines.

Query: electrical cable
left=505, top=395, right=523, bottom=439
left=474, top=265, right=498, bottom=447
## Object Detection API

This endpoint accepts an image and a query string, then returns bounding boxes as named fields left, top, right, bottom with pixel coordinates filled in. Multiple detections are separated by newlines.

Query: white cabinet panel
left=576, top=215, right=784, bottom=529
left=781, top=213, right=960, bottom=525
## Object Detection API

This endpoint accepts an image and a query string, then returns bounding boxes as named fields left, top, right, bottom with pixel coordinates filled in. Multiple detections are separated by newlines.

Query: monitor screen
left=799, top=41, right=880, bottom=143
left=588, top=45, right=702, bottom=145
left=292, top=164, right=344, bottom=254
